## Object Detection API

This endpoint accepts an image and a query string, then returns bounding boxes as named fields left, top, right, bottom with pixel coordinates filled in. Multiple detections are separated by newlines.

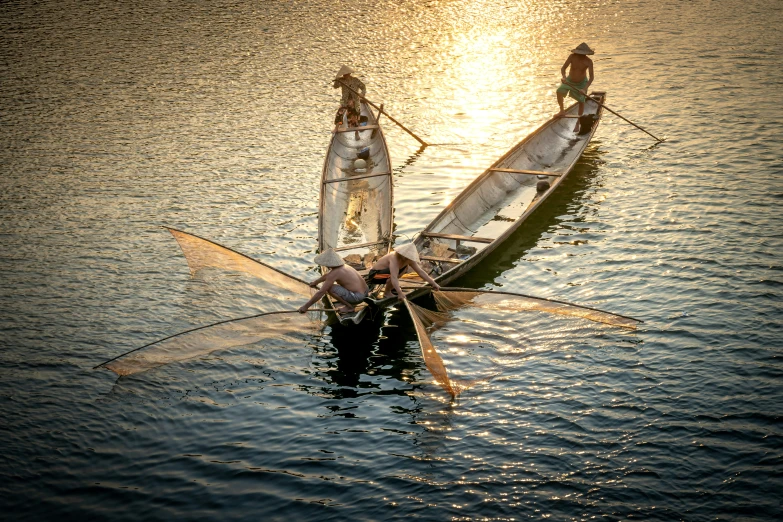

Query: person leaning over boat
left=332, top=65, right=366, bottom=128
left=555, top=42, right=595, bottom=133
left=367, top=243, right=440, bottom=300
left=299, top=249, right=370, bottom=314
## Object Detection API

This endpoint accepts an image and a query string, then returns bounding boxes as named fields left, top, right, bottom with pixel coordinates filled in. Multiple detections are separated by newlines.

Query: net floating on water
left=433, top=289, right=642, bottom=329
left=166, top=227, right=312, bottom=297
left=98, top=310, right=324, bottom=376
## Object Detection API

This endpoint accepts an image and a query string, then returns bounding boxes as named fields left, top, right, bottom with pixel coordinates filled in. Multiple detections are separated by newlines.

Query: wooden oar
left=563, top=80, right=664, bottom=142
left=335, top=79, right=429, bottom=147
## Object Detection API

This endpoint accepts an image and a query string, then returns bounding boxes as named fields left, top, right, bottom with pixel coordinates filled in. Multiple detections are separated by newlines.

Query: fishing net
left=405, top=301, right=490, bottom=398
left=166, top=227, right=312, bottom=297
left=100, top=311, right=323, bottom=376
left=432, top=289, right=641, bottom=329
left=405, top=300, right=458, bottom=397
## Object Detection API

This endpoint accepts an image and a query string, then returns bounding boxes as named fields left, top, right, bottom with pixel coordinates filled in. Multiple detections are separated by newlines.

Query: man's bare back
left=327, top=265, right=368, bottom=294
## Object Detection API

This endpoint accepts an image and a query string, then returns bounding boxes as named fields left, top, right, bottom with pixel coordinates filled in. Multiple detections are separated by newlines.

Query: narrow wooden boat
left=318, top=100, right=393, bottom=324
left=373, top=92, right=607, bottom=307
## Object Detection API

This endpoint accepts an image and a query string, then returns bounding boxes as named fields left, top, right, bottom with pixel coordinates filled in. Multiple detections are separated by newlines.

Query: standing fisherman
left=555, top=43, right=595, bottom=133
left=333, top=65, right=366, bottom=128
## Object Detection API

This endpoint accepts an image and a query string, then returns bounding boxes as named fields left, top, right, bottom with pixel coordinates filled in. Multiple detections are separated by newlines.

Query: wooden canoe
left=373, top=92, right=608, bottom=307
left=317, top=101, right=394, bottom=324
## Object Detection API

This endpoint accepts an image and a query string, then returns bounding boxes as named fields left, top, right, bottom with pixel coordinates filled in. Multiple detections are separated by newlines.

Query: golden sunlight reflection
left=447, top=29, right=513, bottom=144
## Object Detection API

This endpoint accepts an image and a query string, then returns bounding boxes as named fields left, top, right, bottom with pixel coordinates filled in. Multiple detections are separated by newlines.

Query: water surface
left=1, top=0, right=781, bottom=520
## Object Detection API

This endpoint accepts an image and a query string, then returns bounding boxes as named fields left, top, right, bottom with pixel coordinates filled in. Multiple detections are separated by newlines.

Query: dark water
left=1, top=0, right=781, bottom=520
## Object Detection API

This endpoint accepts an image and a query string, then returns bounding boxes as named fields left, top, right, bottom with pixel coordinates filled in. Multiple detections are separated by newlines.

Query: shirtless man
left=366, top=243, right=440, bottom=300
left=556, top=43, right=595, bottom=133
left=299, top=249, right=369, bottom=314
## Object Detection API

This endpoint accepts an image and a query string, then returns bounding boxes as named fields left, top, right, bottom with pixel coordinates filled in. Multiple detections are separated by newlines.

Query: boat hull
left=317, top=101, right=394, bottom=324
left=375, top=92, right=607, bottom=309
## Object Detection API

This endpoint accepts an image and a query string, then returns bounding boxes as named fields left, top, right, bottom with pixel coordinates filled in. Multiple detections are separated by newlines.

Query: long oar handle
left=335, top=80, right=429, bottom=147
left=564, top=81, right=664, bottom=142
left=92, top=308, right=335, bottom=370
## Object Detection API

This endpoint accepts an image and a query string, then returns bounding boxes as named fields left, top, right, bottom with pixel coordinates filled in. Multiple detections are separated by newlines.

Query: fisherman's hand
left=561, top=77, right=567, bottom=84
left=309, top=281, right=319, bottom=288
left=431, top=283, right=441, bottom=292
left=298, top=305, right=308, bottom=314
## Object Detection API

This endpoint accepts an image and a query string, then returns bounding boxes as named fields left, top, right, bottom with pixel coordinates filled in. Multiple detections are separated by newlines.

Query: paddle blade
left=166, top=227, right=312, bottom=297
left=433, top=289, right=642, bottom=329
left=98, top=311, right=322, bottom=376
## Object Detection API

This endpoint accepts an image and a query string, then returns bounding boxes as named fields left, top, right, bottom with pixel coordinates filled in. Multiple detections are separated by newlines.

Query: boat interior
left=324, top=94, right=605, bottom=318
left=413, top=93, right=605, bottom=278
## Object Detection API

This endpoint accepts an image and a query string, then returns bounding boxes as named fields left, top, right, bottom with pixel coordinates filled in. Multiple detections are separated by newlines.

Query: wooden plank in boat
left=333, top=239, right=389, bottom=252
left=420, top=255, right=463, bottom=263
left=335, top=125, right=380, bottom=133
left=323, top=171, right=391, bottom=184
left=489, top=168, right=563, bottom=177
left=420, top=232, right=494, bottom=244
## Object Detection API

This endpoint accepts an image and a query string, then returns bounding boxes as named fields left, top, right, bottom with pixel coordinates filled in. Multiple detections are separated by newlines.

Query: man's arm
left=309, top=273, right=328, bottom=288
left=388, top=256, right=406, bottom=299
left=298, top=272, right=337, bottom=312
left=355, top=78, right=366, bottom=98
left=586, top=60, right=594, bottom=90
left=560, top=55, right=573, bottom=82
left=410, top=262, right=440, bottom=291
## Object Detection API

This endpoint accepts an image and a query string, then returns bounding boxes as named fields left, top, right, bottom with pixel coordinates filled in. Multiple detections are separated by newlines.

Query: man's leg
left=327, top=288, right=356, bottom=313
left=574, top=101, right=584, bottom=132
left=556, top=92, right=565, bottom=116
left=383, top=280, right=395, bottom=297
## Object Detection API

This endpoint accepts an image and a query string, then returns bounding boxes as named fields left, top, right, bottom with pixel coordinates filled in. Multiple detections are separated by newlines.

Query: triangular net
left=101, top=311, right=323, bottom=376
left=166, top=227, right=312, bottom=297
left=433, top=289, right=641, bottom=329
left=405, top=301, right=489, bottom=398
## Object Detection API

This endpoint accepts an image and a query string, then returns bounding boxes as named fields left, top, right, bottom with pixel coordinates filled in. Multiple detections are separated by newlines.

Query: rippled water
left=2, top=0, right=781, bottom=519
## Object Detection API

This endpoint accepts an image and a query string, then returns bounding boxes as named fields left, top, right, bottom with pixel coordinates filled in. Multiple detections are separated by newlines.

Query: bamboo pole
left=564, top=81, right=664, bottom=142
left=335, top=79, right=428, bottom=147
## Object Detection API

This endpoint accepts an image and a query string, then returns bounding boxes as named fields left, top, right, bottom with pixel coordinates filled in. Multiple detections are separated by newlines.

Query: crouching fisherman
left=299, top=249, right=370, bottom=314
left=367, top=243, right=440, bottom=300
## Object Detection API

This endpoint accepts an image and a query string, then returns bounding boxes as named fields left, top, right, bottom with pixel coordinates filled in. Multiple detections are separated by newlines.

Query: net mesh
left=433, top=289, right=641, bottom=329
left=405, top=300, right=457, bottom=397
left=102, top=311, right=322, bottom=376
left=405, top=301, right=488, bottom=397
left=167, top=228, right=312, bottom=297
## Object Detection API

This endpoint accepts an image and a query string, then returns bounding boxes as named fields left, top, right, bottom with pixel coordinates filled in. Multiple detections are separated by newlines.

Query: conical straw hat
left=334, top=65, right=355, bottom=79
left=314, top=249, right=345, bottom=267
left=571, top=42, right=594, bottom=55
left=395, top=243, right=420, bottom=264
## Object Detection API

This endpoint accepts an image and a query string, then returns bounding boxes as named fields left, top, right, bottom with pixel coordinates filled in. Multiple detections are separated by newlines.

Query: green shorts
left=557, top=76, right=589, bottom=103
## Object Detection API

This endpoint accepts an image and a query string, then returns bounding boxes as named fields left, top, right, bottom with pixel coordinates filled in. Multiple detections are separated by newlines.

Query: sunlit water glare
left=1, top=0, right=781, bottom=519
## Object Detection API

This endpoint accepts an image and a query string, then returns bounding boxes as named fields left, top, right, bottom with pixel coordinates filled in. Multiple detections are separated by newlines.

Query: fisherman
left=366, top=243, right=440, bottom=300
left=333, top=65, right=366, bottom=128
left=299, top=249, right=370, bottom=314
left=555, top=42, right=595, bottom=133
